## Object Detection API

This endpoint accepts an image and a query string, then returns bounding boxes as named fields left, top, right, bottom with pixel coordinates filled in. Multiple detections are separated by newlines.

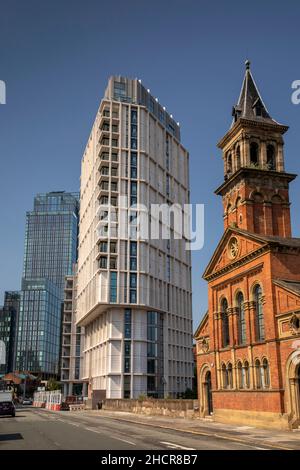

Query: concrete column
left=289, top=378, right=300, bottom=423
left=277, top=144, right=285, bottom=172
left=227, top=308, right=235, bottom=347
left=248, top=346, right=255, bottom=389
left=261, top=140, right=267, bottom=168
left=244, top=137, right=250, bottom=166
left=82, top=382, right=88, bottom=397
left=248, top=301, right=257, bottom=343
left=243, top=301, right=252, bottom=344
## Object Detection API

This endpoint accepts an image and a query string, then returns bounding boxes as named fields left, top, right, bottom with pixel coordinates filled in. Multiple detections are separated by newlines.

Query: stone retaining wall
left=103, top=399, right=198, bottom=419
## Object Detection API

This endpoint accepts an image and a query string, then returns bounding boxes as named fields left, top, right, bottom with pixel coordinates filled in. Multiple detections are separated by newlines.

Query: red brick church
left=195, top=61, right=300, bottom=430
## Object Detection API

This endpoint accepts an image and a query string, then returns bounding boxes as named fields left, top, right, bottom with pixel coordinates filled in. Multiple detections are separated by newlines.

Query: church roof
left=273, top=279, right=300, bottom=296
left=231, top=60, right=281, bottom=127
left=203, top=227, right=300, bottom=280
left=194, top=311, right=208, bottom=339
left=246, top=231, right=300, bottom=248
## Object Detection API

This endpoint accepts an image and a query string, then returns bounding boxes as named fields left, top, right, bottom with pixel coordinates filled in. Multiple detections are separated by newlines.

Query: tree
left=46, top=378, right=61, bottom=391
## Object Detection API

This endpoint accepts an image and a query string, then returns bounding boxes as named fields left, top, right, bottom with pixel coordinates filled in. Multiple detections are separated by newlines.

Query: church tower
left=195, top=61, right=300, bottom=430
left=215, top=60, right=296, bottom=237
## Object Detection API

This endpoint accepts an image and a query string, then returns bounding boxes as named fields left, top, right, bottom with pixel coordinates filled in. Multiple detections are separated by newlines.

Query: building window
left=131, top=109, right=138, bottom=149
left=244, top=361, right=250, bottom=389
left=227, top=363, right=233, bottom=389
left=267, top=144, right=276, bottom=170
left=99, top=256, right=107, bottom=269
left=237, top=361, right=243, bottom=389
left=124, top=309, right=131, bottom=339
left=110, top=272, right=117, bottom=302
left=124, top=339, right=131, bottom=373
left=124, top=375, right=131, bottom=399
left=222, top=363, right=228, bottom=389
left=131, top=152, right=137, bottom=179
left=236, top=145, right=241, bottom=169
left=129, top=274, right=137, bottom=303
left=250, top=142, right=259, bottom=166
left=227, top=153, right=232, bottom=176
left=237, top=292, right=246, bottom=345
left=110, top=242, right=117, bottom=253
left=254, top=284, right=265, bottom=341
left=255, top=359, right=262, bottom=389
left=262, top=358, right=270, bottom=388
left=221, top=298, right=230, bottom=348
left=114, top=81, right=126, bottom=100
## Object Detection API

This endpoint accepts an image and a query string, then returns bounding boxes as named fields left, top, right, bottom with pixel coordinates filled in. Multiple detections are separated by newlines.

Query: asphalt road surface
left=0, top=406, right=274, bottom=450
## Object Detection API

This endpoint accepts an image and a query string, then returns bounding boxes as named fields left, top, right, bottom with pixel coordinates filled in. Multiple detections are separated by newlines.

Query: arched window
left=228, top=363, right=233, bottom=389
left=236, top=146, right=241, bottom=170
left=222, top=363, right=228, bottom=389
left=221, top=298, right=230, bottom=348
left=253, top=285, right=265, bottom=341
left=237, top=361, right=243, bottom=389
left=262, top=358, right=270, bottom=388
left=267, top=145, right=276, bottom=170
left=237, top=292, right=246, bottom=345
left=227, top=153, right=232, bottom=175
left=244, top=361, right=250, bottom=389
left=255, top=359, right=262, bottom=388
left=250, top=142, right=259, bottom=165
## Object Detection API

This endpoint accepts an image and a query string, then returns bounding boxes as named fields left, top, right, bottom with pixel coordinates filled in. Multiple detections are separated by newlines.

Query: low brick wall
left=103, top=399, right=198, bottom=419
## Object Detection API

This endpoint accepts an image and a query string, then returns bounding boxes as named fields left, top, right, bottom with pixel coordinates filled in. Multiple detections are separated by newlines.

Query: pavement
left=0, top=406, right=299, bottom=450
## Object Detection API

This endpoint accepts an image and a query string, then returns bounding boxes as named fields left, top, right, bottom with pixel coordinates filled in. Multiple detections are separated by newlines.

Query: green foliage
left=46, top=378, right=61, bottom=391
left=137, top=393, right=147, bottom=402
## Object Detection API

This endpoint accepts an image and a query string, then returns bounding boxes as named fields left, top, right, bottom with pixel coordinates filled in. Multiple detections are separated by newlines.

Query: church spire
left=232, top=60, right=278, bottom=125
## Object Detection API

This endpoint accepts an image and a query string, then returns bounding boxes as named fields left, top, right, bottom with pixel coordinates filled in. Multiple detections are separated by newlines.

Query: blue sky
left=1, top=0, right=300, bottom=328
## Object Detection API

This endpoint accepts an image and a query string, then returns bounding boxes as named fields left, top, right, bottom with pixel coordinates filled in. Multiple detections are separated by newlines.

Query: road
left=0, top=406, right=277, bottom=450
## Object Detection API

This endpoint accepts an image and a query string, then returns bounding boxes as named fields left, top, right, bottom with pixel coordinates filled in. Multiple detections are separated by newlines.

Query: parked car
left=0, top=391, right=16, bottom=417
left=21, top=398, right=33, bottom=406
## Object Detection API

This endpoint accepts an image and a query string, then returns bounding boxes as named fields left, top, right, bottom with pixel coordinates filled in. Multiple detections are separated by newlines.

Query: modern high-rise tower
left=77, top=77, right=193, bottom=400
left=15, top=191, right=79, bottom=378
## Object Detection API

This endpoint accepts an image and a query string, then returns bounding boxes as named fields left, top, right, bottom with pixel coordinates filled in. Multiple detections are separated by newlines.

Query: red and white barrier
left=33, top=391, right=62, bottom=411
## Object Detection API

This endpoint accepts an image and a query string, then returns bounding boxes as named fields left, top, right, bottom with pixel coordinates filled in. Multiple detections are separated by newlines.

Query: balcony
left=100, top=181, right=109, bottom=191
left=111, top=167, right=118, bottom=177
left=100, top=166, right=109, bottom=176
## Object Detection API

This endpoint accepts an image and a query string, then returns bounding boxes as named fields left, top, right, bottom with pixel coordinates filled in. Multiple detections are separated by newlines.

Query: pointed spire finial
left=245, top=59, right=250, bottom=70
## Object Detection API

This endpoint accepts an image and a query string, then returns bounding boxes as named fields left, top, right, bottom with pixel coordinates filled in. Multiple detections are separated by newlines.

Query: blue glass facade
left=15, top=192, right=79, bottom=377
left=22, top=192, right=79, bottom=296
left=16, top=280, right=61, bottom=375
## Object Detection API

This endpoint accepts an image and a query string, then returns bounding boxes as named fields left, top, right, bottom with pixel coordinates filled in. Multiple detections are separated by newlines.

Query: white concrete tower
left=77, top=77, right=193, bottom=399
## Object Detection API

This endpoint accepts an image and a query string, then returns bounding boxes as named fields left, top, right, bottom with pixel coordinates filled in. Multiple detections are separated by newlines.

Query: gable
left=194, top=312, right=209, bottom=340
left=204, top=228, right=267, bottom=280
left=274, top=283, right=300, bottom=314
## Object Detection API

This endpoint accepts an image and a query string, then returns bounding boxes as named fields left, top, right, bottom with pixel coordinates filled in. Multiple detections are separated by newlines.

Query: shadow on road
left=0, top=433, right=23, bottom=442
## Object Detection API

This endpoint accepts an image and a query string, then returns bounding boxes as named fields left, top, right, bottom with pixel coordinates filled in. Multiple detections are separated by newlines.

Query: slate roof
left=232, top=60, right=282, bottom=127
left=273, top=279, right=300, bottom=296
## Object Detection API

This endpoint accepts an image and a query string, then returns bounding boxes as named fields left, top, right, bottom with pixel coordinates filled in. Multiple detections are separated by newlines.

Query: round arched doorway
left=286, top=351, right=300, bottom=428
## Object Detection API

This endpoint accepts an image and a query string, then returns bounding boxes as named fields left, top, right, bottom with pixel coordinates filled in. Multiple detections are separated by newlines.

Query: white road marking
left=160, top=441, right=195, bottom=450
left=113, top=437, right=136, bottom=446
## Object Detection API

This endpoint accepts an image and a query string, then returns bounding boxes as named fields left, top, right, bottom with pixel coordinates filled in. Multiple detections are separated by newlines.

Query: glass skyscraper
left=15, top=192, right=79, bottom=377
